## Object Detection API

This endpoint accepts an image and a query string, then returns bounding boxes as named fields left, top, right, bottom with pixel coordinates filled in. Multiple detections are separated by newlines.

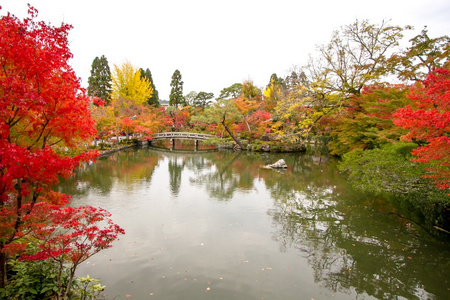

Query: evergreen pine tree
left=139, top=68, right=160, bottom=107
left=169, top=69, right=184, bottom=108
left=87, top=55, right=112, bottom=104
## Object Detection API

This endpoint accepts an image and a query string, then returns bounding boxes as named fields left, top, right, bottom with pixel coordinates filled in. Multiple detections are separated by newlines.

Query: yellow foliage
left=270, top=85, right=324, bottom=142
left=263, top=79, right=284, bottom=111
left=111, top=61, right=153, bottom=105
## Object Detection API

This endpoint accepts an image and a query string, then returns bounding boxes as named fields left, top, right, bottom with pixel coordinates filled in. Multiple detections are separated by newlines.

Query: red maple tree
left=18, top=205, right=124, bottom=299
left=0, top=6, right=122, bottom=289
left=393, top=68, right=450, bottom=192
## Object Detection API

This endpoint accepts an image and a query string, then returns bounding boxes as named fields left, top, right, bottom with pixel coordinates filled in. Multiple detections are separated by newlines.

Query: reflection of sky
left=63, top=149, right=450, bottom=300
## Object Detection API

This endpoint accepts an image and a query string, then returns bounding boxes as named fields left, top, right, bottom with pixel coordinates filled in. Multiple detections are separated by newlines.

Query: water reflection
left=189, top=152, right=244, bottom=201
left=57, top=148, right=450, bottom=299
left=58, top=149, right=161, bottom=196
left=265, top=161, right=450, bottom=300
left=168, top=157, right=184, bottom=196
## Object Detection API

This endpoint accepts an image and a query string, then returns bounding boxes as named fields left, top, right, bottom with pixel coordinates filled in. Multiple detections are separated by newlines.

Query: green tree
left=87, top=55, right=112, bottom=104
left=308, top=19, right=409, bottom=96
left=273, top=20, right=409, bottom=141
left=284, top=70, right=308, bottom=93
left=195, top=91, right=214, bottom=108
left=169, top=69, right=184, bottom=108
left=389, top=28, right=450, bottom=81
left=242, top=80, right=261, bottom=100
left=184, top=91, right=198, bottom=106
left=217, top=83, right=243, bottom=100
left=191, top=98, right=241, bottom=144
left=266, top=73, right=285, bottom=88
left=139, top=68, right=160, bottom=107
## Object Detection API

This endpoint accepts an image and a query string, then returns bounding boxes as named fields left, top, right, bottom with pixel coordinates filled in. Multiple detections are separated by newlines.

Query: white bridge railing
left=151, top=132, right=215, bottom=141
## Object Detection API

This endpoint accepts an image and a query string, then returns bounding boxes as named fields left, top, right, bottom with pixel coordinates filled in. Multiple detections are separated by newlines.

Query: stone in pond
left=265, top=159, right=288, bottom=169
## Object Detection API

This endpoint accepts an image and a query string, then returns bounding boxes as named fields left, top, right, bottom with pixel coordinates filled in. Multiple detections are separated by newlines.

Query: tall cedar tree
left=0, top=6, right=122, bottom=289
left=169, top=69, right=184, bottom=108
left=140, top=68, right=160, bottom=107
left=87, top=55, right=112, bottom=104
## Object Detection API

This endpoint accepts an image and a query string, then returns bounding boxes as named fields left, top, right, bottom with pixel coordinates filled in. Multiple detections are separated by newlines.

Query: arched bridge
left=150, top=132, right=216, bottom=150
left=151, top=132, right=216, bottom=141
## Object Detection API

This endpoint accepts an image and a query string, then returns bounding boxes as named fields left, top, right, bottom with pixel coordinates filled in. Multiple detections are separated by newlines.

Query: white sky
left=1, top=0, right=449, bottom=100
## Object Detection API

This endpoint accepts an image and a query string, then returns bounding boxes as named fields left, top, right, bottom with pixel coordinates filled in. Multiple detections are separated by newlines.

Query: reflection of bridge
left=150, top=132, right=216, bottom=150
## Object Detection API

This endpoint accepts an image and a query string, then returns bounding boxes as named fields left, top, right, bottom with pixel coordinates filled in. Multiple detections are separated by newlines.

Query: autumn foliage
left=0, top=5, right=124, bottom=292
left=394, top=68, right=450, bottom=191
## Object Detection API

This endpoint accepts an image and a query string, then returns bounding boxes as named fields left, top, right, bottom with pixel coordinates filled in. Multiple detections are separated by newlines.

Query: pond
left=57, top=147, right=450, bottom=300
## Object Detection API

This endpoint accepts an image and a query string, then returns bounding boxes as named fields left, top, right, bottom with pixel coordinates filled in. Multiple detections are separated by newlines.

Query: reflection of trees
left=266, top=156, right=450, bottom=299
left=189, top=151, right=243, bottom=200
left=58, top=148, right=450, bottom=299
left=57, top=149, right=161, bottom=196
left=168, top=157, right=185, bottom=196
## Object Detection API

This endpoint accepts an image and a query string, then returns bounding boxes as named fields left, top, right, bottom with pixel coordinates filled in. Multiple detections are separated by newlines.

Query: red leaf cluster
left=0, top=7, right=122, bottom=284
left=393, top=68, right=450, bottom=191
left=19, top=206, right=124, bottom=263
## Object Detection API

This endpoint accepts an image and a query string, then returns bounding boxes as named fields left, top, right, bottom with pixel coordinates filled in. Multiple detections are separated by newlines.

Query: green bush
left=1, top=259, right=106, bottom=300
left=75, top=275, right=105, bottom=300
left=1, top=259, right=67, bottom=299
left=339, top=142, right=450, bottom=229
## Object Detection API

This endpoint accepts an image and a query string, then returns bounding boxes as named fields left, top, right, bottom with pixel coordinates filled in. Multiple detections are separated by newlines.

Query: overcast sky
left=2, top=0, right=449, bottom=100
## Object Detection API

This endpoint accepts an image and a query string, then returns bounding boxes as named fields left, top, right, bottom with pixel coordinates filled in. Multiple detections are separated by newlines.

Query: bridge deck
left=151, top=132, right=215, bottom=141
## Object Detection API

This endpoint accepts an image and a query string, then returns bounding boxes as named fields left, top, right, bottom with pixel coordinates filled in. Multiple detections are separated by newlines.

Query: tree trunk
left=0, top=251, right=6, bottom=288
left=221, top=114, right=244, bottom=150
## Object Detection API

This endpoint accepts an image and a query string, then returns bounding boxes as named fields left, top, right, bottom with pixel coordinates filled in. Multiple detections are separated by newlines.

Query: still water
left=57, top=147, right=450, bottom=300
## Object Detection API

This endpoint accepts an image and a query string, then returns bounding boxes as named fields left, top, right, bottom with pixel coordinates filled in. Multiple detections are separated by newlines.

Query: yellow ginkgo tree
left=111, top=60, right=153, bottom=105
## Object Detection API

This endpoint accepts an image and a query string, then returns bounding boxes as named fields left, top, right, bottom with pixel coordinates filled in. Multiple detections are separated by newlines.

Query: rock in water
left=266, top=159, right=287, bottom=169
